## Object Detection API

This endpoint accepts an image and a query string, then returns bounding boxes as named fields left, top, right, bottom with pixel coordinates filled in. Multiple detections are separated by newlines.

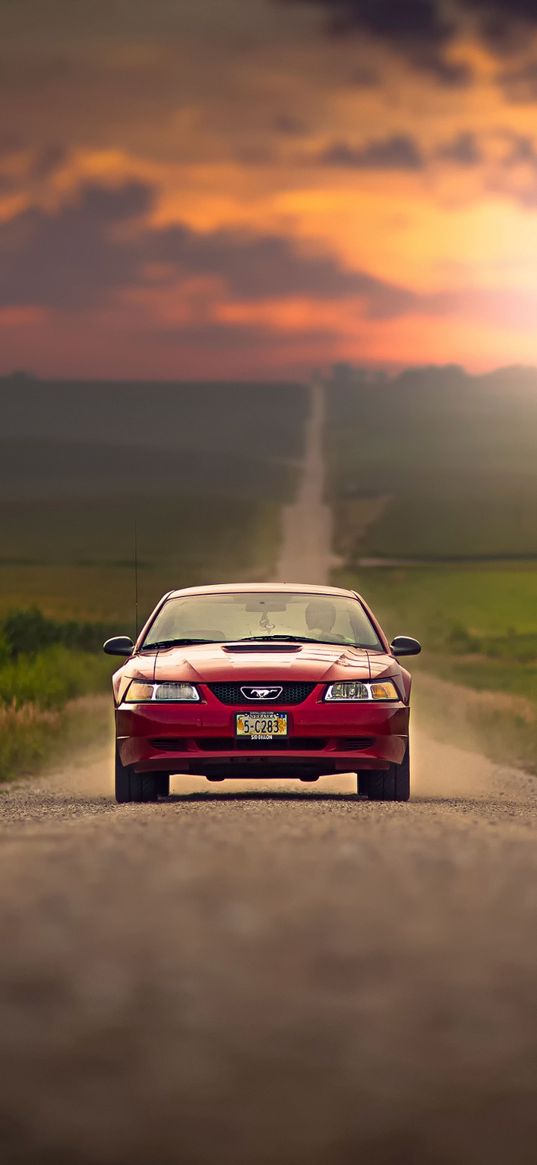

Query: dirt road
left=277, top=382, right=336, bottom=583
left=0, top=387, right=536, bottom=1165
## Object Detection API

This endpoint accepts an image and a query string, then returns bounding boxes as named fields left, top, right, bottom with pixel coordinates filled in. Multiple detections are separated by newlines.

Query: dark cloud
left=493, top=130, right=537, bottom=202
left=500, top=130, right=537, bottom=164
left=499, top=58, right=537, bottom=101
left=29, top=144, right=68, bottom=180
left=316, top=134, right=425, bottom=170
left=277, top=1, right=537, bottom=81
left=311, top=126, right=537, bottom=180
left=276, top=0, right=461, bottom=80
left=278, top=1, right=451, bottom=46
left=273, top=113, right=308, bottom=136
left=414, top=54, right=473, bottom=87
left=152, top=222, right=417, bottom=316
left=350, top=65, right=381, bottom=87
left=434, top=127, right=537, bottom=175
left=0, top=179, right=418, bottom=318
left=467, top=0, right=537, bottom=52
left=0, top=182, right=153, bottom=309
left=436, top=131, right=483, bottom=165
left=0, top=144, right=69, bottom=198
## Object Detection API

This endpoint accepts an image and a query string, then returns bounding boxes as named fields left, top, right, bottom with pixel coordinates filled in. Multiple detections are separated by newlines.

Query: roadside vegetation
left=327, top=366, right=537, bottom=773
left=0, top=608, right=114, bottom=781
left=0, top=377, right=308, bottom=782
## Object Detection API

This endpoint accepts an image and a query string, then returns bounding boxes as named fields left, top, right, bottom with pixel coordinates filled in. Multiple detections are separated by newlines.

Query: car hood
left=126, top=641, right=399, bottom=685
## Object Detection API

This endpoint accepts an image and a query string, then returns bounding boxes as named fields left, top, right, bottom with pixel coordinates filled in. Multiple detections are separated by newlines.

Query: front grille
left=195, top=737, right=326, bottom=752
left=209, top=682, right=316, bottom=705
left=150, top=735, right=374, bottom=754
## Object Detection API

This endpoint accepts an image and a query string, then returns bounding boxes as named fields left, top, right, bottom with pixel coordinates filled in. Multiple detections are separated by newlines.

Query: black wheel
left=130, top=772, right=160, bottom=802
left=157, top=774, right=170, bottom=797
left=115, top=750, right=159, bottom=804
left=359, top=749, right=410, bottom=802
left=115, top=749, right=132, bottom=803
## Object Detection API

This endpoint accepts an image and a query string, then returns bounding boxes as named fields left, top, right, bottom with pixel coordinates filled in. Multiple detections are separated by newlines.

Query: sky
left=2, top=0, right=537, bottom=378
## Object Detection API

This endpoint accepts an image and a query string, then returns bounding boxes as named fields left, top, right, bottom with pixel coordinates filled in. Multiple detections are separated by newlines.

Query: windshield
left=141, top=591, right=382, bottom=650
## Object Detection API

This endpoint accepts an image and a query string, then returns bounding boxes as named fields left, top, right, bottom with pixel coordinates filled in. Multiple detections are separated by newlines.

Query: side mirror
left=103, top=636, right=134, bottom=657
left=390, top=635, right=422, bottom=658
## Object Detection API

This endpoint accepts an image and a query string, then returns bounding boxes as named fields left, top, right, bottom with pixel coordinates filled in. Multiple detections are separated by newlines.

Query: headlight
left=325, top=680, right=398, bottom=701
left=124, top=681, right=200, bottom=703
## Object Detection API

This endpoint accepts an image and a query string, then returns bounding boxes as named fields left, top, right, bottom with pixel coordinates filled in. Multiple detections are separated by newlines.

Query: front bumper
left=116, top=687, right=410, bottom=777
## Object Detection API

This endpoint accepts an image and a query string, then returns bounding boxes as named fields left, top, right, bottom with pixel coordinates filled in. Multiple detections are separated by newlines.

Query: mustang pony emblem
left=240, top=686, right=283, bottom=701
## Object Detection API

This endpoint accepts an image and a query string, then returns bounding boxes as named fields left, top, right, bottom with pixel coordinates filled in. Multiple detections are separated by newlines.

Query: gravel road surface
left=0, top=386, right=535, bottom=1165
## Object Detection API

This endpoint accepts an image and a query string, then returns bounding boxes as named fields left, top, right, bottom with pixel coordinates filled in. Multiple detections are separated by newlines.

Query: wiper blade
left=236, top=635, right=362, bottom=646
left=139, top=638, right=216, bottom=651
left=141, top=635, right=366, bottom=651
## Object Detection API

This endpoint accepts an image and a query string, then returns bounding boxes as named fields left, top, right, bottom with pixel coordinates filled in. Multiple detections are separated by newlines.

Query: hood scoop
left=222, top=643, right=302, bottom=653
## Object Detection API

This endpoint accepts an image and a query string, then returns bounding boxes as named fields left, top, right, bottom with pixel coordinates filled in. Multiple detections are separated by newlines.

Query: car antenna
left=134, top=517, right=139, bottom=639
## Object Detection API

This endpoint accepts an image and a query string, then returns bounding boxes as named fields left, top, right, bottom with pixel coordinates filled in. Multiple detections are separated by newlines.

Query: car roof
left=166, top=582, right=361, bottom=600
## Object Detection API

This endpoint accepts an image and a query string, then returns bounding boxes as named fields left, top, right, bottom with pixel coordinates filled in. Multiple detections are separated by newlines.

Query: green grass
left=0, top=608, right=115, bottom=709
left=348, top=562, right=537, bottom=641
left=0, top=607, right=116, bottom=655
left=0, top=645, right=111, bottom=709
left=337, top=561, right=537, bottom=699
left=0, top=609, right=116, bottom=782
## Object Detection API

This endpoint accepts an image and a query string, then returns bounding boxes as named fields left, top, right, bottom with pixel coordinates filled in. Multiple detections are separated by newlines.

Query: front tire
left=115, top=749, right=131, bottom=803
left=115, top=750, right=159, bottom=803
left=359, top=749, right=410, bottom=802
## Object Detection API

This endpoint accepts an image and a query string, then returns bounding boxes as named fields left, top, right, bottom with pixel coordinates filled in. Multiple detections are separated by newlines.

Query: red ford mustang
left=104, top=583, right=421, bottom=804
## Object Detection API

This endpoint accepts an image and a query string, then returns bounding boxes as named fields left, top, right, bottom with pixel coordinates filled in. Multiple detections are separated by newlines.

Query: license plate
left=236, top=713, right=288, bottom=740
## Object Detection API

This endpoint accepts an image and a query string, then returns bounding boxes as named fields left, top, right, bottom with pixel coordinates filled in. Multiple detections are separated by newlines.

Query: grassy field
left=338, top=558, right=537, bottom=679
left=0, top=377, right=308, bottom=622
left=327, top=366, right=537, bottom=559
left=0, top=376, right=307, bottom=780
left=0, top=494, right=281, bottom=624
left=328, top=367, right=537, bottom=772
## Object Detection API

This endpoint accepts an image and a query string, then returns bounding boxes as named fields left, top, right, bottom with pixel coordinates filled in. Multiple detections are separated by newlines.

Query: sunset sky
left=3, top=0, right=537, bottom=377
